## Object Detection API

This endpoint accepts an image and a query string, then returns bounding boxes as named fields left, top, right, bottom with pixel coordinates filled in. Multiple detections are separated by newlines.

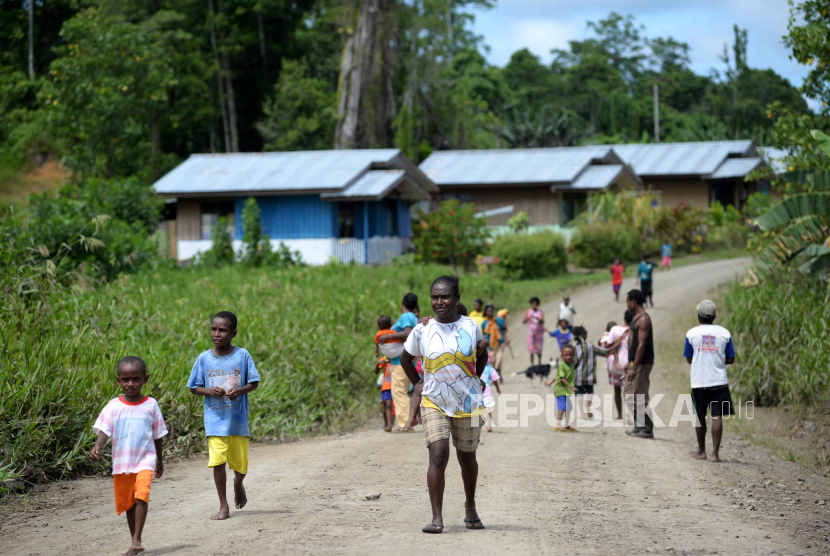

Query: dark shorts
left=641, top=281, right=652, bottom=296
left=613, top=283, right=621, bottom=293
left=575, top=385, right=594, bottom=395
left=692, top=385, right=734, bottom=418
left=381, top=390, right=392, bottom=402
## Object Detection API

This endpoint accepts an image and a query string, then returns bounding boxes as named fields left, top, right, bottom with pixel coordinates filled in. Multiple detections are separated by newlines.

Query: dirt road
left=4, top=258, right=830, bottom=555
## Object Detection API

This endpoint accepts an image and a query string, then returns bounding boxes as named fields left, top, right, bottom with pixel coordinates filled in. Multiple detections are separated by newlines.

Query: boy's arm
left=494, top=380, right=501, bottom=394
left=560, top=376, right=577, bottom=392
left=226, top=381, right=258, bottom=401
left=154, top=438, right=164, bottom=478
left=90, top=431, right=109, bottom=461
left=191, top=386, right=226, bottom=397
left=594, top=345, right=609, bottom=357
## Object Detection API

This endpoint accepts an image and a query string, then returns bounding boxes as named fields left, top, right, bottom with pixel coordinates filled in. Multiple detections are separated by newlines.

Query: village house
left=153, top=149, right=437, bottom=264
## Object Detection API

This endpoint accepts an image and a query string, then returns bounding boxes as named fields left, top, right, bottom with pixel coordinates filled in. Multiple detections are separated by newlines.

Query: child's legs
left=208, top=437, right=232, bottom=515
left=383, top=398, right=394, bottom=427
left=614, top=386, right=623, bottom=418
left=126, top=499, right=148, bottom=547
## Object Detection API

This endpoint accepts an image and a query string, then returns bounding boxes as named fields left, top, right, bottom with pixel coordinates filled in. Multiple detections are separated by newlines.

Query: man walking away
left=625, top=289, right=654, bottom=439
left=685, top=300, right=736, bottom=463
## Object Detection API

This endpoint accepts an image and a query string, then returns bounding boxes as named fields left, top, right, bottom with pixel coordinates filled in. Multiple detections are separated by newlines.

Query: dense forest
left=0, top=0, right=824, bottom=186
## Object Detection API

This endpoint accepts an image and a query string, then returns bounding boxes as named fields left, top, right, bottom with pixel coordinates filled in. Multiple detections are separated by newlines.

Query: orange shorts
left=113, top=470, right=153, bottom=515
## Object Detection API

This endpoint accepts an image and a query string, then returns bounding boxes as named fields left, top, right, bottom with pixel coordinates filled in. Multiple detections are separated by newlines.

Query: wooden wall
left=442, top=186, right=560, bottom=226
left=647, top=179, right=710, bottom=208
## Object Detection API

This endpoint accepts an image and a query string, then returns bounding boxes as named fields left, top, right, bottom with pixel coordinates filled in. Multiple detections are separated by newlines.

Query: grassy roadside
left=660, top=284, right=830, bottom=478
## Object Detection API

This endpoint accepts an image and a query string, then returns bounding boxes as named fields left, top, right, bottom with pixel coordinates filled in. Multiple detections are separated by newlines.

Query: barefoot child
left=91, top=356, right=168, bottom=555
left=545, top=344, right=578, bottom=432
left=549, top=319, right=573, bottom=356
left=481, top=352, right=502, bottom=432
left=524, top=297, right=545, bottom=366
left=600, top=320, right=628, bottom=420
left=375, top=356, right=394, bottom=432
left=187, top=311, right=260, bottom=520
left=611, top=258, right=624, bottom=302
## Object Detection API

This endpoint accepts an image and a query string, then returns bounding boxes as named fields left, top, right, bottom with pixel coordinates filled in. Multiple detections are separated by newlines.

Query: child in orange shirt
left=375, top=315, right=404, bottom=359
left=375, top=357, right=394, bottom=432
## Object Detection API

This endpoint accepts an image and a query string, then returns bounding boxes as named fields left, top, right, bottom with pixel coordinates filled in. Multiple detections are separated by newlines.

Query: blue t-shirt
left=639, top=261, right=654, bottom=282
left=390, top=312, right=418, bottom=365
left=481, top=316, right=507, bottom=345
left=550, top=329, right=572, bottom=352
left=187, top=347, right=260, bottom=437
left=662, top=244, right=672, bottom=257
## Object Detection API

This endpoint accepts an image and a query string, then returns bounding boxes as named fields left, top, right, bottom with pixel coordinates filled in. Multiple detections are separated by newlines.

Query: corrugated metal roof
left=569, top=165, right=624, bottom=190
left=419, top=146, right=615, bottom=185
left=759, top=146, right=789, bottom=175
left=709, top=158, right=764, bottom=179
left=321, top=170, right=405, bottom=200
left=153, top=149, right=400, bottom=194
left=607, top=141, right=753, bottom=176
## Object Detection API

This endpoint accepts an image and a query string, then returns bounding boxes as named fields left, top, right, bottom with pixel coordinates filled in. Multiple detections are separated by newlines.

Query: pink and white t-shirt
left=603, top=325, right=630, bottom=371
left=93, top=396, right=168, bottom=475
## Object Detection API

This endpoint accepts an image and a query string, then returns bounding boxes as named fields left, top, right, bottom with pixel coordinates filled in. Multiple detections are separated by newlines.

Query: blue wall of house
left=234, top=195, right=335, bottom=239
left=233, top=196, right=412, bottom=239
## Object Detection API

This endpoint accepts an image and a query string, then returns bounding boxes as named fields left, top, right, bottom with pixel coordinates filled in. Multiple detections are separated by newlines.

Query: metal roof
left=153, top=149, right=401, bottom=194
left=419, top=146, right=617, bottom=185
left=759, top=146, right=789, bottom=175
left=606, top=141, right=754, bottom=176
left=709, top=158, right=764, bottom=180
left=569, top=165, right=624, bottom=190
left=321, top=170, right=408, bottom=201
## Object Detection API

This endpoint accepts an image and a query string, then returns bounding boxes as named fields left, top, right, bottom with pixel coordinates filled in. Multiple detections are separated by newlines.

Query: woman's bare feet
left=211, top=506, right=230, bottom=520
left=234, top=479, right=247, bottom=509
left=710, top=454, right=721, bottom=463
left=689, top=449, right=707, bottom=460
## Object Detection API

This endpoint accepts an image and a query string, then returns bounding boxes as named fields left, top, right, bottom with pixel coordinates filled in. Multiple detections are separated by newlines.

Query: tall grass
left=2, top=256, right=618, bottom=494
left=724, top=271, right=830, bottom=407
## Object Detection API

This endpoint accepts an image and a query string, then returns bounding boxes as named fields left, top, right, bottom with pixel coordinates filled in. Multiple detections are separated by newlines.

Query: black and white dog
left=510, top=357, right=557, bottom=386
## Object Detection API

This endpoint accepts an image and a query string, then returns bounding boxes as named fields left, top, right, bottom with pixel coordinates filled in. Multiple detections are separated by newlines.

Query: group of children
left=92, top=311, right=257, bottom=555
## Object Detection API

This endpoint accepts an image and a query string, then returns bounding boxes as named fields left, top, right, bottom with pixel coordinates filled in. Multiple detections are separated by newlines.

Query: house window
left=201, top=201, right=235, bottom=240
left=338, top=208, right=355, bottom=238
left=444, top=192, right=473, bottom=203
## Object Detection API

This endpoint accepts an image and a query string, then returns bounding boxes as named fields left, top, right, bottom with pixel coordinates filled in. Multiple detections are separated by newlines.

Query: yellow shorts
left=208, top=436, right=249, bottom=475
left=113, top=470, right=153, bottom=515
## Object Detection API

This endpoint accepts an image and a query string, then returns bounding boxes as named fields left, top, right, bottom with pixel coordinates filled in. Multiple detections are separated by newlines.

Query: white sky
left=470, top=0, right=817, bottom=109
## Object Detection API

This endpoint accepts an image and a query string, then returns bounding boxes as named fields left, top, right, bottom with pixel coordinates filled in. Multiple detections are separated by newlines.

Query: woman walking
left=400, top=275, right=489, bottom=534
left=523, top=296, right=545, bottom=366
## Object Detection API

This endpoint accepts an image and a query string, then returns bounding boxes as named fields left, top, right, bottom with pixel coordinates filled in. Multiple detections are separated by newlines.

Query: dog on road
left=511, top=358, right=556, bottom=386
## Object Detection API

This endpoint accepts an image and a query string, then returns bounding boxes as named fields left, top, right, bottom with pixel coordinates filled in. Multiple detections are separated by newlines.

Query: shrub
left=198, top=216, right=235, bottom=267
left=724, top=271, right=830, bottom=407
left=412, top=200, right=489, bottom=269
left=490, top=230, right=568, bottom=279
left=570, top=223, right=640, bottom=268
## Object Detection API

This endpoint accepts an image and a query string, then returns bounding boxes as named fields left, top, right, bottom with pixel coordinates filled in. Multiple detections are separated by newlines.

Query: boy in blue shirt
left=187, top=311, right=260, bottom=520
left=637, top=253, right=655, bottom=308
left=661, top=242, right=672, bottom=272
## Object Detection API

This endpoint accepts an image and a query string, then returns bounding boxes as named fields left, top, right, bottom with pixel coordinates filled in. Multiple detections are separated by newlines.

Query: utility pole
left=653, top=84, right=660, bottom=143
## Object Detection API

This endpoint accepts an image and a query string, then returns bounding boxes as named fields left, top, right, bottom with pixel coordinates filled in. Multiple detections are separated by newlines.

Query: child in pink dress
left=523, top=297, right=545, bottom=366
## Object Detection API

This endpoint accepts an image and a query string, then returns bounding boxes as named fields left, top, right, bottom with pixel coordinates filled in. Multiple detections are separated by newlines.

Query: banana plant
left=745, top=130, right=830, bottom=285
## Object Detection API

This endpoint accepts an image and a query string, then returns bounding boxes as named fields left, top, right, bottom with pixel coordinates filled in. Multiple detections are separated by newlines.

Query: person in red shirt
left=610, top=257, right=624, bottom=302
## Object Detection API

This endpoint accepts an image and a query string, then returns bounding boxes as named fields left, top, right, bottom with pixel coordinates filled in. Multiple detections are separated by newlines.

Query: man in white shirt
left=558, top=295, right=576, bottom=329
left=684, top=300, right=736, bottom=463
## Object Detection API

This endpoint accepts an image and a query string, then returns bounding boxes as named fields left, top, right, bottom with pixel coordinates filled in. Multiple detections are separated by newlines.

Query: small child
left=549, top=319, right=573, bottom=355
left=375, top=356, right=394, bottom=432
left=545, top=344, right=578, bottom=432
left=375, top=315, right=404, bottom=359
left=187, top=311, right=260, bottom=521
left=481, top=352, right=502, bottom=432
left=661, top=241, right=672, bottom=271
left=91, top=356, right=168, bottom=556
left=611, top=257, right=624, bottom=302
left=572, top=326, right=608, bottom=420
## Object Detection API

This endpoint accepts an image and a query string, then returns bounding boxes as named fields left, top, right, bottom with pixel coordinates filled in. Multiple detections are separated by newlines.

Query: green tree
left=412, top=200, right=489, bottom=268
left=256, top=58, right=335, bottom=151
left=200, top=216, right=235, bottom=267
left=241, top=197, right=265, bottom=266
